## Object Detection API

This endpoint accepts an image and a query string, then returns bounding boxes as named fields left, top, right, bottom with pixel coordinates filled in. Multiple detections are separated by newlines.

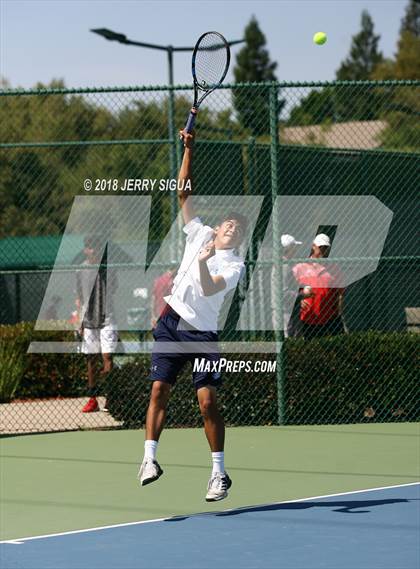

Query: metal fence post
left=167, top=48, right=179, bottom=262
left=269, top=83, right=286, bottom=425
left=246, top=136, right=257, bottom=339
left=15, top=273, right=21, bottom=322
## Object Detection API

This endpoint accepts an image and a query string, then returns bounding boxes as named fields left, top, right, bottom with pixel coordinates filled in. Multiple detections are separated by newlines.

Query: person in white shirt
left=138, top=129, right=247, bottom=502
left=271, top=234, right=303, bottom=337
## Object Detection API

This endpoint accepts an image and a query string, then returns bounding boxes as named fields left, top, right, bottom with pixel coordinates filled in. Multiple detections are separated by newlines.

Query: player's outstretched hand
left=198, top=240, right=216, bottom=262
left=179, top=129, right=195, bottom=148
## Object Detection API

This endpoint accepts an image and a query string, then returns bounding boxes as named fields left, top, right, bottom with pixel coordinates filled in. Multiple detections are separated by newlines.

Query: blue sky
left=1, top=0, right=407, bottom=89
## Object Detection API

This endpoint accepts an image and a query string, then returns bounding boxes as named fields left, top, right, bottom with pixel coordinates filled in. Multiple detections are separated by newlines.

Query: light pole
left=91, top=28, right=244, bottom=87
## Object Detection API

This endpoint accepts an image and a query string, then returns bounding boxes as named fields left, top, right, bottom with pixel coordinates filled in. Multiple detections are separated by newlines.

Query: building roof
left=0, top=235, right=84, bottom=270
left=0, top=235, right=150, bottom=270
left=281, top=120, right=388, bottom=150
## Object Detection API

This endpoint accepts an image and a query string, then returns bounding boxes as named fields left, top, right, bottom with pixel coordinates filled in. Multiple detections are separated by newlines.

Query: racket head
left=192, top=31, right=230, bottom=94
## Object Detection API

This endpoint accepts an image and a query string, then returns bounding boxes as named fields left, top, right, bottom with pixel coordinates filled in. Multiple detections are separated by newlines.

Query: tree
left=393, top=0, right=420, bottom=79
left=373, top=1, right=420, bottom=151
left=374, top=0, right=420, bottom=80
left=0, top=79, right=251, bottom=240
left=400, top=0, right=420, bottom=37
left=233, top=16, right=283, bottom=136
left=394, top=30, right=420, bottom=78
left=336, top=10, right=383, bottom=80
left=288, top=11, right=387, bottom=128
left=332, top=11, right=384, bottom=120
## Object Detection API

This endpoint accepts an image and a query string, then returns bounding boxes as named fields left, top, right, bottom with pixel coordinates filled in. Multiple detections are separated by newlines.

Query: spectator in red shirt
left=151, top=268, right=176, bottom=328
left=292, top=234, right=345, bottom=339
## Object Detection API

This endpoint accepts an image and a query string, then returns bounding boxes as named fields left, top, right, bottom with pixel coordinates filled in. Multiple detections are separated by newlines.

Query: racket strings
left=194, top=33, right=229, bottom=90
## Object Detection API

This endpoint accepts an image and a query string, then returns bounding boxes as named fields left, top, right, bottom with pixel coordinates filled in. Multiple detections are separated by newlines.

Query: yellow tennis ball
left=313, top=32, right=327, bottom=45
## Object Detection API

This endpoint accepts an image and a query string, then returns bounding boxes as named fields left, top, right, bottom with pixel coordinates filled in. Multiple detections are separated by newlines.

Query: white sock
left=144, top=440, right=158, bottom=461
left=212, top=451, right=224, bottom=475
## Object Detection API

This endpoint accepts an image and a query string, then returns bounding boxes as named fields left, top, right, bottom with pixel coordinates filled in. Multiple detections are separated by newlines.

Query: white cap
left=281, top=234, right=302, bottom=248
left=313, top=233, right=331, bottom=247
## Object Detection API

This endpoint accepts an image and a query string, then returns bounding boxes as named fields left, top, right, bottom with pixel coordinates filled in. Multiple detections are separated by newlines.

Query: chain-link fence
left=1, top=81, right=419, bottom=434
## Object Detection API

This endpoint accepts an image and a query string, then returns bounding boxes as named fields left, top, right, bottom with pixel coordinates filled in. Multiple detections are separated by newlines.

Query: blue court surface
left=1, top=482, right=418, bottom=569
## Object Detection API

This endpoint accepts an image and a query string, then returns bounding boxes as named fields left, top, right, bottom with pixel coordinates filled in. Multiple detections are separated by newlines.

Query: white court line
left=1, top=481, right=418, bottom=545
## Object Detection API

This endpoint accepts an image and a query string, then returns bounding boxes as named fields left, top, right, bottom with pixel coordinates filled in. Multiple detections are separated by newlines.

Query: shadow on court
left=166, top=498, right=412, bottom=521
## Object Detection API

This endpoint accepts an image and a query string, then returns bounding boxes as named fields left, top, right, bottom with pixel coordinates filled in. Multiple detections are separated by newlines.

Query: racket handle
left=184, top=108, right=198, bottom=133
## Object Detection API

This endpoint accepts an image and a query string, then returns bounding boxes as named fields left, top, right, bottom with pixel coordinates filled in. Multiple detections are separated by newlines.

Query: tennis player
left=138, top=129, right=247, bottom=502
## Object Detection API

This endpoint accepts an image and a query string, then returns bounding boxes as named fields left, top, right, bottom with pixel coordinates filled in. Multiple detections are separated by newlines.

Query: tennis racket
left=183, top=31, right=231, bottom=133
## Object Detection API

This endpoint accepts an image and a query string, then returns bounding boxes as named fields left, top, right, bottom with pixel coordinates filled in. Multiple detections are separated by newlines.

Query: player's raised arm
left=178, top=130, right=196, bottom=225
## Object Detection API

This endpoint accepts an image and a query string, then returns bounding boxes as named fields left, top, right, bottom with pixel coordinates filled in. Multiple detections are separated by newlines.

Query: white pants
left=82, top=325, right=118, bottom=354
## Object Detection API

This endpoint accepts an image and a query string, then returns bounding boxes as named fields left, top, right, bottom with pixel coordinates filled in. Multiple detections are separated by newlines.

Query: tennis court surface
left=1, top=424, right=419, bottom=568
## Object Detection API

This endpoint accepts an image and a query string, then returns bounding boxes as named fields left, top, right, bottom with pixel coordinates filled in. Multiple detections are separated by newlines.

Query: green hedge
left=0, top=322, right=87, bottom=402
left=1, top=323, right=418, bottom=427
left=286, top=332, right=419, bottom=424
left=0, top=323, right=28, bottom=402
left=105, top=331, right=419, bottom=427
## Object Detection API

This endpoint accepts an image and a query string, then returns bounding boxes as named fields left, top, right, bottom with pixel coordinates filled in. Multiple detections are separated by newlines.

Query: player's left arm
left=178, top=130, right=196, bottom=225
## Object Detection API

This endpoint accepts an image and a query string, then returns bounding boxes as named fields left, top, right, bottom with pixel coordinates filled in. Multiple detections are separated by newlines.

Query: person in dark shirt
left=76, top=235, right=118, bottom=413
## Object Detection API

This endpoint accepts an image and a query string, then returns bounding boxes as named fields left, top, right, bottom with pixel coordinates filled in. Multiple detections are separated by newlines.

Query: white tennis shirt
left=164, top=217, right=245, bottom=331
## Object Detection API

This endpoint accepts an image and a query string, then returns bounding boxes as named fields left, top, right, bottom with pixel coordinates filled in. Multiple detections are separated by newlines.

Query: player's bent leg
left=197, top=386, right=232, bottom=502
left=146, top=380, right=172, bottom=441
left=197, top=386, right=224, bottom=451
left=138, top=381, right=171, bottom=487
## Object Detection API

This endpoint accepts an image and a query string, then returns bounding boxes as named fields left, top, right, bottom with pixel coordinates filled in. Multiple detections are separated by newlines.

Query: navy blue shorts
left=150, top=306, right=221, bottom=390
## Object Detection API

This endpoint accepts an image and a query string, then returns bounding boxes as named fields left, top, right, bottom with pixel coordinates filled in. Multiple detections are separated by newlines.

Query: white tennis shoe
left=138, top=458, right=163, bottom=486
left=205, top=472, right=232, bottom=502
